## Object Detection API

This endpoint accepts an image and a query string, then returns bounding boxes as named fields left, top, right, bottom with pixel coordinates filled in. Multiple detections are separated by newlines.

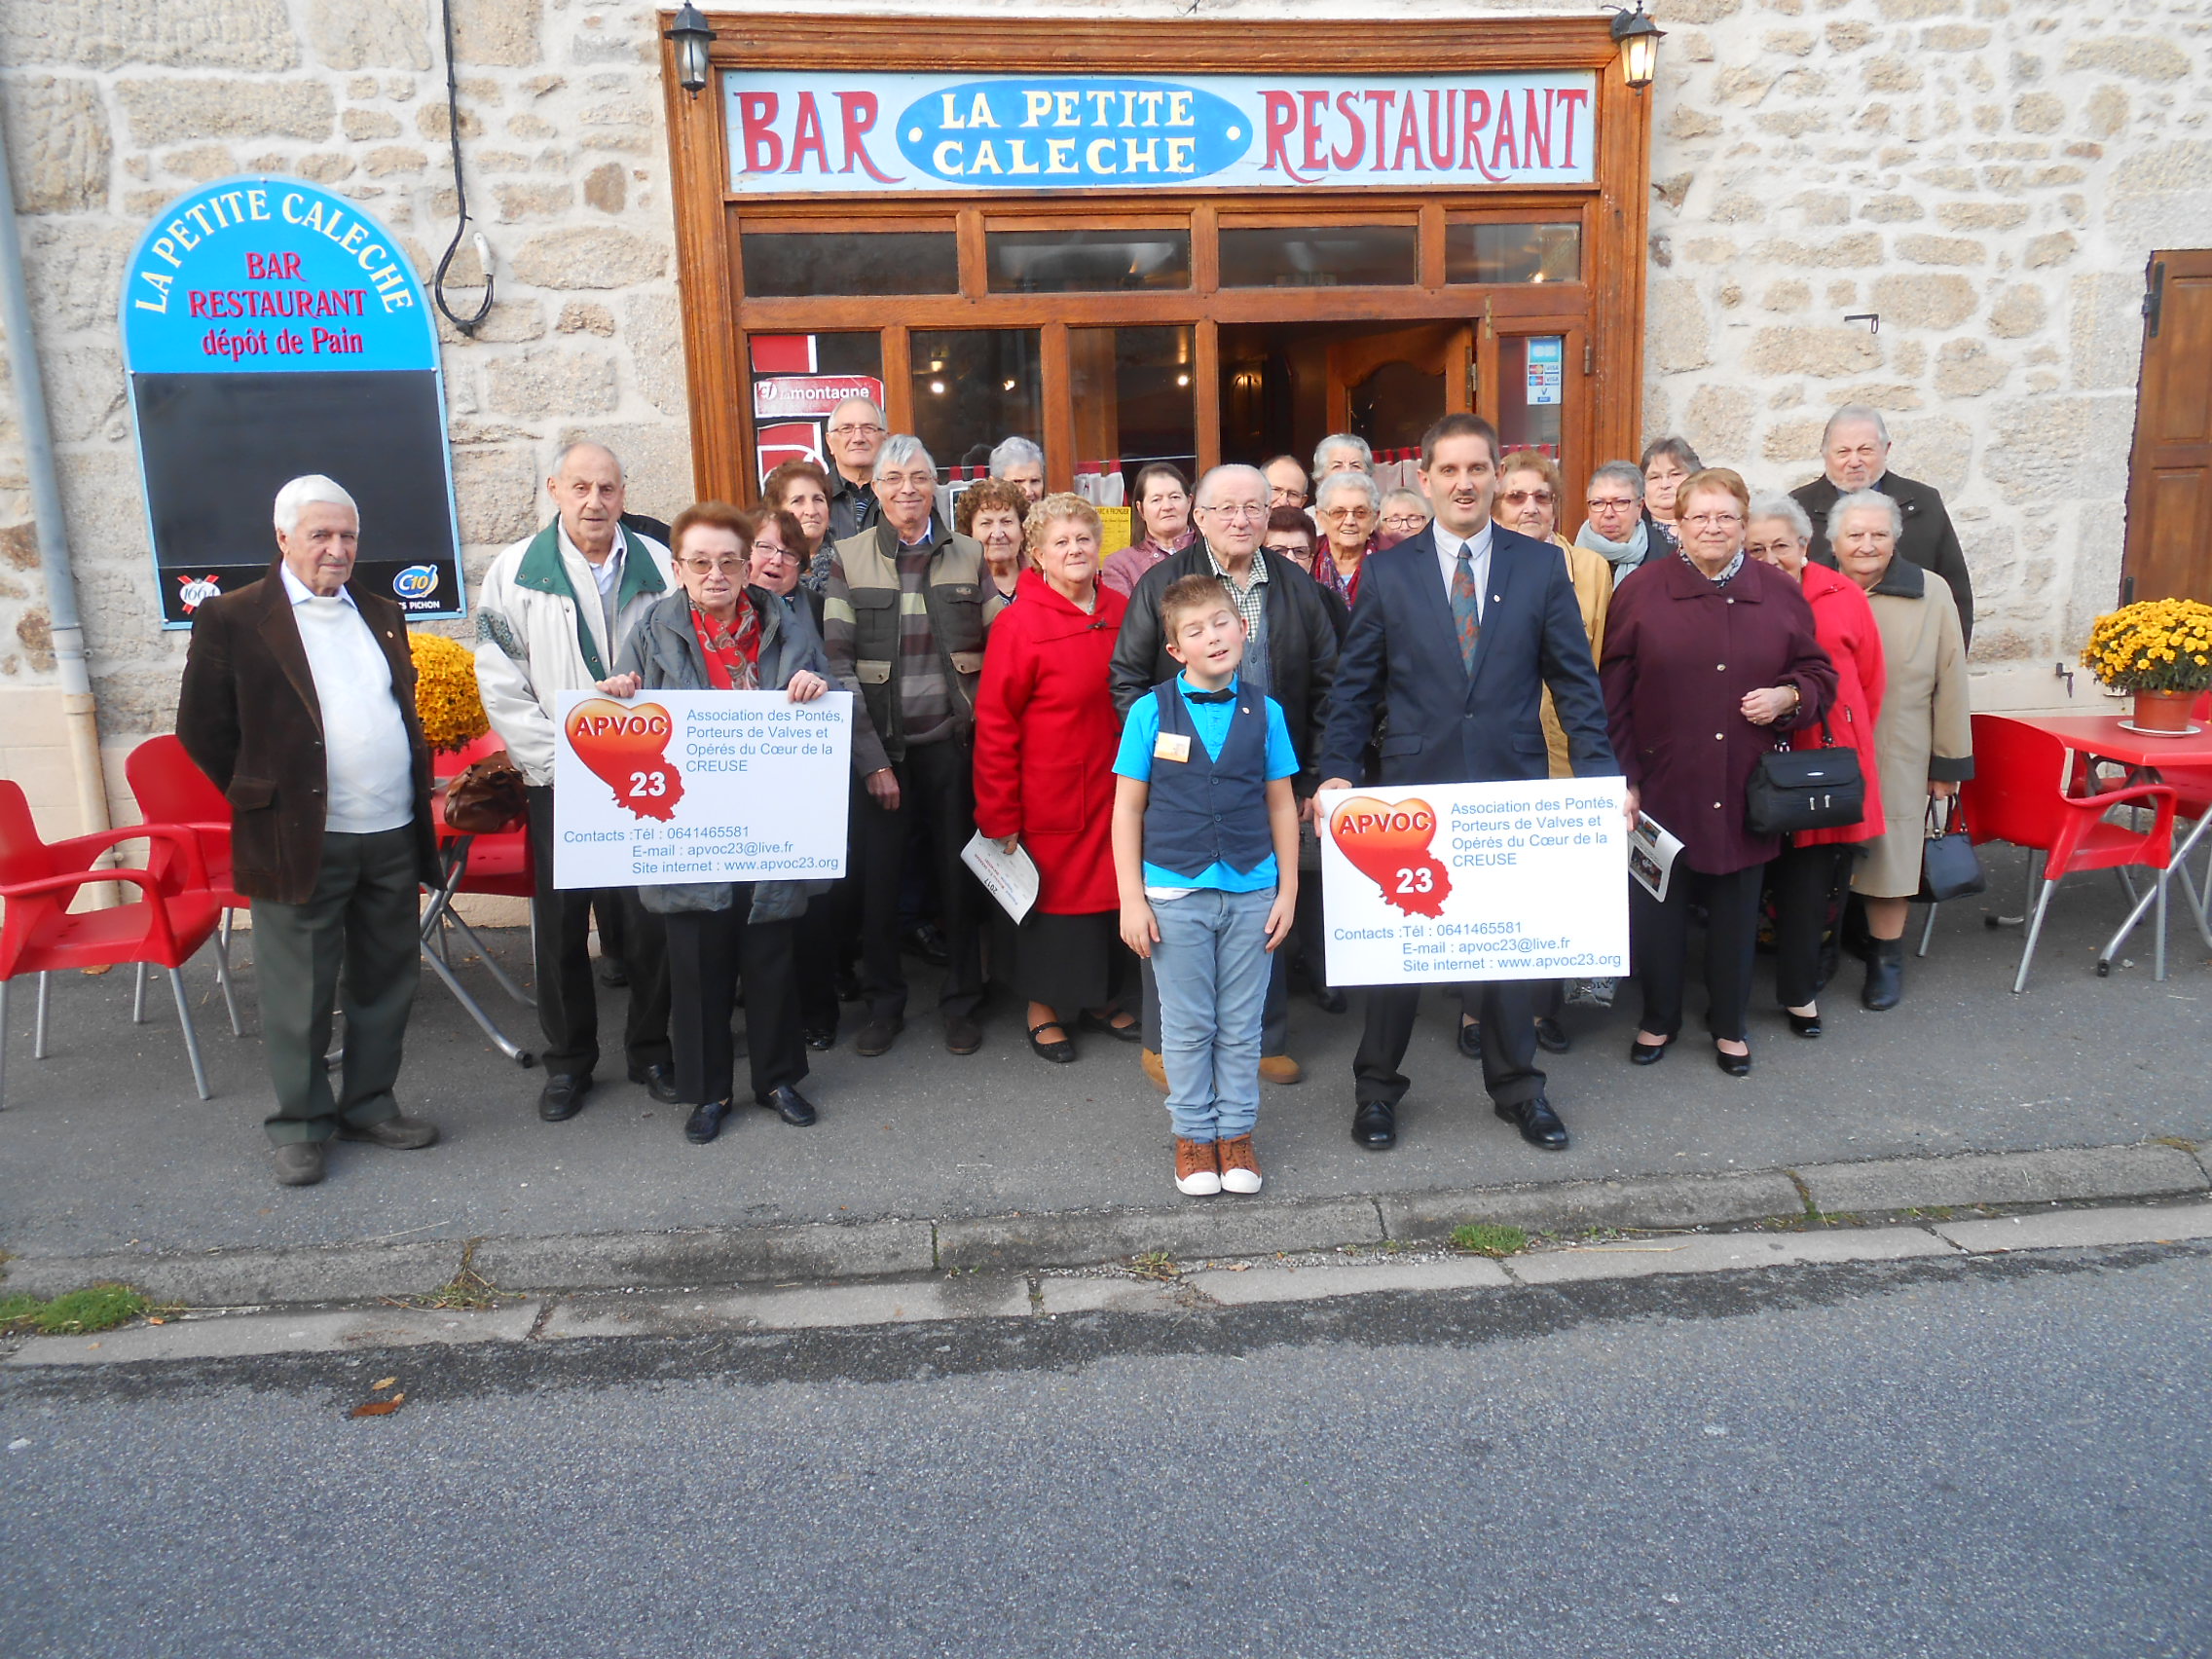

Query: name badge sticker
left=1155, top=732, right=1192, bottom=764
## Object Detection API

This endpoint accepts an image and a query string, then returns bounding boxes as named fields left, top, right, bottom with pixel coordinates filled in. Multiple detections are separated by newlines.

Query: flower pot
left=2132, top=689, right=2198, bottom=732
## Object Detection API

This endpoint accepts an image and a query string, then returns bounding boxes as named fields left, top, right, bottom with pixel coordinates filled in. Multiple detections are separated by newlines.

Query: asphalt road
left=3, top=1243, right=2206, bottom=1658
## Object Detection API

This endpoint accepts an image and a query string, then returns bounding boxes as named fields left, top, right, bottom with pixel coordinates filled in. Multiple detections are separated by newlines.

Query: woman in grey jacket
left=601, top=501, right=833, bottom=1144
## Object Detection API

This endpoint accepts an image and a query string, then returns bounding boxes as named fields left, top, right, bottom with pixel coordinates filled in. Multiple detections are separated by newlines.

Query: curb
left=4, top=1139, right=2205, bottom=1309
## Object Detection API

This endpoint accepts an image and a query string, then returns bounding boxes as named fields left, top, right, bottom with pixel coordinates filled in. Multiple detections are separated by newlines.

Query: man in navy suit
left=1316, top=413, right=1628, bottom=1153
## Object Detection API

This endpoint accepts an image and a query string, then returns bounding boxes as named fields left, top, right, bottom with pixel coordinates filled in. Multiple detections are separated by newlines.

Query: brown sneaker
left=337, top=1114, right=441, bottom=1151
left=1141, top=1048, right=1168, bottom=1094
left=1173, top=1136, right=1221, bottom=1196
left=1217, top=1133, right=1263, bottom=1195
left=272, top=1142, right=325, bottom=1186
left=1259, top=1053, right=1303, bottom=1086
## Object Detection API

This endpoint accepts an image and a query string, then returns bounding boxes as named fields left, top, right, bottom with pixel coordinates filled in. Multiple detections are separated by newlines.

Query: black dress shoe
left=1080, top=1009, right=1143, bottom=1044
left=803, top=1024, right=838, bottom=1051
left=834, top=969, right=863, bottom=1004
left=1351, top=1100, right=1397, bottom=1150
left=683, top=1099, right=731, bottom=1143
left=1532, top=1015, right=1571, bottom=1054
left=903, top=923, right=951, bottom=967
left=1786, top=1009, right=1823, bottom=1038
left=757, top=1086, right=818, bottom=1126
left=1028, top=1020, right=1078, bottom=1063
left=1714, top=1042, right=1752, bottom=1077
left=1313, top=986, right=1347, bottom=1014
left=1629, top=1037, right=1672, bottom=1066
left=1456, top=1018, right=1482, bottom=1059
left=856, top=1014, right=903, bottom=1056
left=1862, top=939, right=1904, bottom=1012
left=538, top=1072, right=593, bottom=1122
left=1495, top=1093, right=1569, bottom=1150
left=628, top=1062, right=681, bottom=1104
left=944, top=1014, right=982, bottom=1055
left=596, top=956, right=628, bottom=988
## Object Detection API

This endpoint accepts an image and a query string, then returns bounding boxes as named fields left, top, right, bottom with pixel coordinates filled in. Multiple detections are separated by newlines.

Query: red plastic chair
left=0, top=780, right=226, bottom=1105
left=125, top=734, right=245, bottom=1037
left=1964, top=715, right=2178, bottom=992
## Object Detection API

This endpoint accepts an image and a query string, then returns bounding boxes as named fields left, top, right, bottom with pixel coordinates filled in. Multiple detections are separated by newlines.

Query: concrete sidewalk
left=3, top=842, right=2207, bottom=1300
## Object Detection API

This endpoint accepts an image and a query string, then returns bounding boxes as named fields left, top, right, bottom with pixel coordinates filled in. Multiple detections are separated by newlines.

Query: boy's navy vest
left=1142, top=681, right=1272, bottom=880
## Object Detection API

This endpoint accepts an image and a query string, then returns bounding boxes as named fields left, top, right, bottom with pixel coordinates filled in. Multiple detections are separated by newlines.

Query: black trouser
left=526, top=785, right=671, bottom=1078
left=1770, top=841, right=1856, bottom=1010
left=591, top=890, right=629, bottom=964
left=663, top=895, right=806, bottom=1106
left=1356, top=981, right=1544, bottom=1110
left=854, top=741, right=982, bottom=1021
left=1292, top=881, right=1330, bottom=992
left=1632, top=861, right=1766, bottom=1044
left=793, top=889, right=842, bottom=1034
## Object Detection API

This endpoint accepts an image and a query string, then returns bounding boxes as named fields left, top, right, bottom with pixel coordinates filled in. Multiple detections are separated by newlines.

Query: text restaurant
left=661, top=13, right=1656, bottom=523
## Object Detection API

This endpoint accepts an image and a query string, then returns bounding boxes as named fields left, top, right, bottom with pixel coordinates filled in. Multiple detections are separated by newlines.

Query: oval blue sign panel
left=896, top=78, right=1252, bottom=188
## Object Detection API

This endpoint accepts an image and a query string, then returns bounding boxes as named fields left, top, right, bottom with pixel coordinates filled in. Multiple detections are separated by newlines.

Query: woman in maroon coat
left=1747, top=493, right=1887, bottom=1039
left=973, top=493, right=1136, bottom=1063
left=1601, top=468, right=1837, bottom=1077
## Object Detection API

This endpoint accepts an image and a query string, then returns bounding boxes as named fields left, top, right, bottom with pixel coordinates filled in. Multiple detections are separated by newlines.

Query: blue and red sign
left=121, top=178, right=464, bottom=627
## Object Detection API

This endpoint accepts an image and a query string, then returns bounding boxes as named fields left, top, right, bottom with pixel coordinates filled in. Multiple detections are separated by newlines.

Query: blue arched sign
left=121, top=177, right=464, bottom=627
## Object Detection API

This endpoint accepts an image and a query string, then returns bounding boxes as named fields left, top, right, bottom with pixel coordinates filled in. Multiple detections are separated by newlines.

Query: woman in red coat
left=973, top=493, right=1135, bottom=1063
left=1747, top=493, right=1887, bottom=1039
left=1601, top=468, right=1837, bottom=1078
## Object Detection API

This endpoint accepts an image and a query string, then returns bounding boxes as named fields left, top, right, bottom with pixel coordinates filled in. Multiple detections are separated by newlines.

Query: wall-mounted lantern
left=1610, top=2, right=1664, bottom=92
left=665, top=4, right=715, bottom=97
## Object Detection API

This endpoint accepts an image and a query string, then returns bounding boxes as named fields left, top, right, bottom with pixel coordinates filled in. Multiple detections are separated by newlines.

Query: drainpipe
left=0, top=107, right=111, bottom=849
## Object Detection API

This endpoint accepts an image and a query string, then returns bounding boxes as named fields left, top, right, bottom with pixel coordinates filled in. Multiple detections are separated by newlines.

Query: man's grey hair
left=274, top=474, right=358, bottom=535
left=988, top=436, right=1044, bottom=475
left=1748, top=492, right=1814, bottom=543
left=873, top=432, right=937, bottom=481
left=1314, top=470, right=1382, bottom=513
left=830, top=394, right=887, bottom=427
left=551, top=439, right=624, bottom=481
left=1312, top=432, right=1374, bottom=477
left=1825, top=487, right=1902, bottom=544
left=1823, top=404, right=1892, bottom=447
left=1587, top=461, right=1646, bottom=501
left=1194, top=463, right=1268, bottom=509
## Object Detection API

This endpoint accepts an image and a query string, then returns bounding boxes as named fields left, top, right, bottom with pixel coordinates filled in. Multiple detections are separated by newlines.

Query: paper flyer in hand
left=1628, top=811, right=1683, bottom=903
left=962, top=831, right=1041, bottom=924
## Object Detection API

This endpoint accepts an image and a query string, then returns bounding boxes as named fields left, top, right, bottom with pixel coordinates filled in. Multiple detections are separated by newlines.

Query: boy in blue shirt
left=1112, top=574, right=1301, bottom=1196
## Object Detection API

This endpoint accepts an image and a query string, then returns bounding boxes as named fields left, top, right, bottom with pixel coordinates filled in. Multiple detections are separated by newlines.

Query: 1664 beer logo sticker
left=564, top=699, right=685, bottom=822
left=1328, top=796, right=1451, bottom=917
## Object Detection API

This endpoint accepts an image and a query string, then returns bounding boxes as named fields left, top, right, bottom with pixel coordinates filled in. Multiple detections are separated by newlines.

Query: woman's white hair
left=1314, top=470, right=1382, bottom=513
left=1747, top=492, right=1813, bottom=543
left=1312, top=432, right=1374, bottom=477
left=1381, top=487, right=1431, bottom=519
left=1825, top=488, right=1902, bottom=545
left=273, top=474, right=359, bottom=535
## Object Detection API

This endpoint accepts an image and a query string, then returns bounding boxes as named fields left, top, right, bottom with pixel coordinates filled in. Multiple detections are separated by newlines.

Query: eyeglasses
left=1270, top=488, right=1309, bottom=506
left=1317, top=506, right=1375, bottom=523
left=1382, top=514, right=1427, bottom=530
left=1262, top=539, right=1311, bottom=557
left=681, top=556, right=749, bottom=574
left=751, top=543, right=795, bottom=562
left=1744, top=540, right=1801, bottom=559
left=1586, top=496, right=1639, bottom=511
left=1499, top=489, right=1556, bottom=507
left=827, top=422, right=884, bottom=437
left=1683, top=512, right=1745, bottom=529
left=1199, top=502, right=1268, bottom=520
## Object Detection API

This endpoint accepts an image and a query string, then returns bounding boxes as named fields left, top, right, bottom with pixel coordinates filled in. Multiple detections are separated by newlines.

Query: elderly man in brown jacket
left=176, top=475, right=444, bottom=1186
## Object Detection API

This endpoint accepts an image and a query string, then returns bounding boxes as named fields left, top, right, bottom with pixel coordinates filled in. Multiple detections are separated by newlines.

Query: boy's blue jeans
left=1150, top=887, right=1275, bottom=1143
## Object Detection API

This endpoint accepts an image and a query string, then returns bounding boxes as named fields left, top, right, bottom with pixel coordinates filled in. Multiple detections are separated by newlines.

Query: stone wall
left=3, top=0, right=2209, bottom=834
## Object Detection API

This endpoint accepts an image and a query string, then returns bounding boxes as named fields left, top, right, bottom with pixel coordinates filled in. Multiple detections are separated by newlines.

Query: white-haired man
left=825, top=395, right=889, bottom=539
left=988, top=435, right=1047, bottom=503
left=177, top=476, right=443, bottom=1186
left=1109, top=461, right=1341, bottom=1087
left=819, top=433, right=992, bottom=1057
left=474, top=440, right=678, bottom=1122
left=1792, top=404, right=1974, bottom=646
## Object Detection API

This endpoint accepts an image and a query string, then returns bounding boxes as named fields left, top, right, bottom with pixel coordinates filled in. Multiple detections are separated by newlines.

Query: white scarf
left=1576, top=517, right=1650, bottom=571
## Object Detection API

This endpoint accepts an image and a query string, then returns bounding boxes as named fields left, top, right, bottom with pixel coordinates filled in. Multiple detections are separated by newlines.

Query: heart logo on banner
left=1328, top=795, right=1452, bottom=918
left=565, top=698, right=686, bottom=822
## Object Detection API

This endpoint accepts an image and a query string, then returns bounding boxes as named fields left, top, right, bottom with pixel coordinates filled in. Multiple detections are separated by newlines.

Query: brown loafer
left=337, top=1114, right=441, bottom=1151
left=272, top=1142, right=326, bottom=1186
left=1259, top=1053, right=1303, bottom=1086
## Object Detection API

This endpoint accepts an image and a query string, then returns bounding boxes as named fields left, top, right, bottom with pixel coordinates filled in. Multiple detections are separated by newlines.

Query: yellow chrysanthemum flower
left=410, top=631, right=491, bottom=753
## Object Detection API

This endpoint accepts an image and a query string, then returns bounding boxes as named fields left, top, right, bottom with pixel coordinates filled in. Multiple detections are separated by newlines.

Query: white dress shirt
left=280, top=564, right=415, bottom=834
left=1433, top=520, right=1494, bottom=625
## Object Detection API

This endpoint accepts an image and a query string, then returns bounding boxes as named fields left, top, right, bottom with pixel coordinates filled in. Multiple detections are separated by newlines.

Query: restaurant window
left=1496, top=334, right=1566, bottom=458
left=741, top=231, right=959, bottom=297
left=1217, top=225, right=1419, bottom=288
left=748, top=332, right=885, bottom=486
left=910, top=329, right=1043, bottom=478
left=986, top=229, right=1192, bottom=293
left=1446, top=222, right=1582, bottom=285
left=1070, top=325, right=1198, bottom=511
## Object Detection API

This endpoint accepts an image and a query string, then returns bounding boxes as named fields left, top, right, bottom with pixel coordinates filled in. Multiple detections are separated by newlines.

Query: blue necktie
left=1451, top=542, right=1482, bottom=676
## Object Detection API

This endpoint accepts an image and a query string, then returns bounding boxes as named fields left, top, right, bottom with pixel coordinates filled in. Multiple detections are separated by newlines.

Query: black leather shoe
left=1456, top=1018, right=1482, bottom=1059
left=1080, top=1009, right=1143, bottom=1044
left=1786, top=1009, right=1823, bottom=1038
left=628, top=1062, right=681, bottom=1104
left=803, top=1024, right=838, bottom=1051
left=903, top=923, right=951, bottom=967
left=834, top=969, right=863, bottom=1004
left=683, top=1099, right=731, bottom=1143
left=944, top=1014, right=982, bottom=1055
left=1532, top=1015, right=1570, bottom=1054
left=596, top=956, right=628, bottom=987
left=1629, top=1037, right=1672, bottom=1065
left=757, top=1086, right=818, bottom=1126
left=1714, top=1042, right=1752, bottom=1077
left=1862, top=939, right=1904, bottom=1012
left=1352, top=1100, right=1397, bottom=1150
left=1028, top=1020, right=1078, bottom=1063
left=1496, top=1093, right=1569, bottom=1150
left=1313, top=986, right=1347, bottom=1014
left=856, top=1014, right=903, bottom=1056
left=537, top=1072, right=593, bottom=1122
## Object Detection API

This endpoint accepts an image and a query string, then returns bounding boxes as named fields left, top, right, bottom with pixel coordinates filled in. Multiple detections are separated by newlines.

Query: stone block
left=507, top=114, right=558, bottom=142
left=3, top=76, right=110, bottom=213
left=486, top=347, right=619, bottom=419
left=1874, top=0, right=1958, bottom=15
left=1895, top=233, right=1984, bottom=267
left=1936, top=1200, right=2212, bottom=1256
left=1859, top=194, right=1922, bottom=223
left=452, top=0, right=542, bottom=67
left=496, top=180, right=574, bottom=220
left=46, top=346, right=127, bottom=445
left=1763, top=29, right=1816, bottom=55
left=1920, top=23, right=1989, bottom=51
left=583, top=163, right=627, bottom=215
left=557, top=301, right=616, bottom=336
left=1862, top=55, right=1923, bottom=93
left=118, top=78, right=334, bottom=144
left=471, top=1219, right=936, bottom=1291
left=295, top=153, right=355, bottom=184
left=2083, top=86, right=2128, bottom=140
left=2068, top=273, right=2145, bottom=393
left=1935, top=339, right=2008, bottom=397
left=1379, top=1171, right=1802, bottom=1239
left=937, top=1197, right=1385, bottom=1272
left=2010, top=92, right=2064, bottom=134
left=510, top=225, right=668, bottom=289
left=1749, top=325, right=1882, bottom=379
left=1185, top=1259, right=1514, bottom=1307
left=1802, top=1145, right=2208, bottom=1215
left=8, top=1303, right=541, bottom=1367
left=2115, top=141, right=2212, bottom=195
left=1505, top=1226, right=1950, bottom=1285
left=307, top=0, right=431, bottom=70
left=1936, top=202, right=2026, bottom=233
left=416, top=101, right=486, bottom=141
left=1987, top=283, right=2046, bottom=341
left=2061, top=37, right=2190, bottom=83
left=361, top=145, right=428, bottom=178
left=623, top=292, right=687, bottom=417
left=0, top=0, right=297, bottom=70
left=0, top=1241, right=461, bottom=1305
left=1871, top=272, right=1976, bottom=330
left=342, top=108, right=403, bottom=142
left=450, top=444, right=543, bottom=547
left=1684, top=385, right=1756, bottom=459
left=432, top=301, right=545, bottom=347
left=1982, top=397, right=2111, bottom=499
left=1825, top=20, right=1874, bottom=52
left=2024, top=232, right=2078, bottom=269
left=1666, top=105, right=1723, bottom=140
left=1757, top=233, right=1886, bottom=268
left=1648, top=277, right=1712, bottom=372
left=1762, top=417, right=1827, bottom=466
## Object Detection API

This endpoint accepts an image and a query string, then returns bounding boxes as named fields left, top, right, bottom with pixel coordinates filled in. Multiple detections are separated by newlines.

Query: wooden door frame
left=659, top=11, right=1654, bottom=504
left=2120, top=249, right=2212, bottom=604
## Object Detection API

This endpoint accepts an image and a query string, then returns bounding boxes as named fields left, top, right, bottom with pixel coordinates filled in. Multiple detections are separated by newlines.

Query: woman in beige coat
left=1831, top=490, right=1972, bottom=1012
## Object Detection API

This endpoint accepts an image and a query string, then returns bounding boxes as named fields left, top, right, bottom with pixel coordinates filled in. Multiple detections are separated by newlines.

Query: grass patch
left=417, top=1269, right=505, bottom=1310
left=1449, top=1223, right=1529, bottom=1258
left=1125, top=1251, right=1181, bottom=1282
left=0, top=1283, right=152, bottom=1336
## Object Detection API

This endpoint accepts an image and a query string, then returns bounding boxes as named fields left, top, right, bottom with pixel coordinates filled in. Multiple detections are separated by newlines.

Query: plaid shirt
left=1208, top=545, right=1271, bottom=697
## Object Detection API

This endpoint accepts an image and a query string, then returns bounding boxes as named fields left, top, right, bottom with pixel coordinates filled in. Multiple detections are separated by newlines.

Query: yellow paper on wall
left=1096, top=505, right=1132, bottom=555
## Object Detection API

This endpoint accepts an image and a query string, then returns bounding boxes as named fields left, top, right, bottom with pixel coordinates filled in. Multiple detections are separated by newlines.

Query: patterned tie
left=1451, top=541, right=1482, bottom=676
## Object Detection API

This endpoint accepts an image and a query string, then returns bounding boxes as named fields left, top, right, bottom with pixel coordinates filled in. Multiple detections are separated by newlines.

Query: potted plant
left=409, top=629, right=491, bottom=754
left=2082, top=598, right=2212, bottom=733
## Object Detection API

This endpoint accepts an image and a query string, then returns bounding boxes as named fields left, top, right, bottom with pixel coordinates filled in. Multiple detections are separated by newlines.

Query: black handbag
left=1916, top=795, right=1986, bottom=903
left=1745, top=720, right=1865, bottom=838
